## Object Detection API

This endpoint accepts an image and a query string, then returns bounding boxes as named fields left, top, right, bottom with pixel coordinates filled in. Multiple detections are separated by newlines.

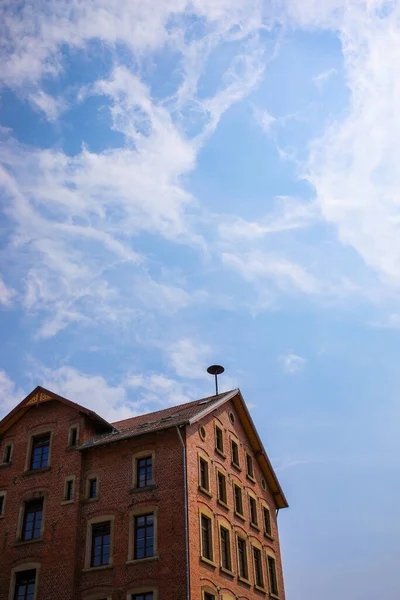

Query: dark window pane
left=263, top=507, right=272, bottom=536
left=89, top=479, right=97, bottom=498
left=134, top=513, right=154, bottom=559
left=217, top=472, right=226, bottom=503
left=132, top=594, right=153, bottom=600
left=4, top=445, right=12, bottom=463
left=137, top=456, right=153, bottom=488
left=22, top=499, right=43, bottom=541
left=234, top=485, right=243, bottom=514
left=220, top=527, right=231, bottom=570
left=201, top=515, right=212, bottom=560
left=91, top=522, right=111, bottom=567
left=204, top=594, right=215, bottom=600
left=69, top=428, right=77, bottom=447
left=253, top=547, right=264, bottom=587
left=231, top=440, right=239, bottom=466
left=268, top=556, right=279, bottom=595
left=237, top=538, right=248, bottom=579
left=215, top=427, right=224, bottom=452
left=66, top=480, right=73, bottom=501
left=0, top=496, right=4, bottom=515
left=14, top=570, right=36, bottom=600
left=246, top=453, right=254, bottom=477
left=199, top=458, right=209, bottom=490
left=30, top=434, right=50, bottom=470
left=250, top=497, right=258, bottom=525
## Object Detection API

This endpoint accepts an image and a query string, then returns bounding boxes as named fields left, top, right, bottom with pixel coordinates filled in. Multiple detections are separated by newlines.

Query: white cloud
left=279, top=352, right=306, bottom=374
left=222, top=251, right=321, bottom=295
left=0, top=277, right=16, bottom=307
left=39, top=365, right=138, bottom=422
left=168, top=338, right=212, bottom=380
left=291, top=2, right=400, bottom=288
left=0, top=370, right=25, bottom=416
left=252, top=105, right=276, bottom=133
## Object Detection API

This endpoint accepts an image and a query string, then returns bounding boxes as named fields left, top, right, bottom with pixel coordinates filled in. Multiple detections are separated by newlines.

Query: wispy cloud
left=279, top=352, right=307, bottom=374
left=0, top=278, right=16, bottom=307
left=313, top=67, right=338, bottom=89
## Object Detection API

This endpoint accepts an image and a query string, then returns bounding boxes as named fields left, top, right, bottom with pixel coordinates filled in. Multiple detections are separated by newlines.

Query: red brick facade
left=0, top=387, right=287, bottom=600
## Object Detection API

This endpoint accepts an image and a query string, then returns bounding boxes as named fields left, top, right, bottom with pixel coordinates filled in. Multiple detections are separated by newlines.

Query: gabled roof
left=0, top=386, right=114, bottom=436
left=80, top=390, right=236, bottom=449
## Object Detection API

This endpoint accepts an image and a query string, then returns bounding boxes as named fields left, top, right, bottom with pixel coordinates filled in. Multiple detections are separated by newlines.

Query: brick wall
left=186, top=399, right=286, bottom=600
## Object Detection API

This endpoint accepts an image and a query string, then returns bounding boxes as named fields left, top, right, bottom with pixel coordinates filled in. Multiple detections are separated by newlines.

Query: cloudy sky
left=1, top=0, right=400, bottom=597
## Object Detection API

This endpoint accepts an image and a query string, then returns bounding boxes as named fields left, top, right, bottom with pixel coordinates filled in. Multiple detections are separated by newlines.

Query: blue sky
left=1, top=1, right=400, bottom=598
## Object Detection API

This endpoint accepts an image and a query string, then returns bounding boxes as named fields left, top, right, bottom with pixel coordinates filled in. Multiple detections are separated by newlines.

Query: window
left=132, top=594, right=153, bottom=600
left=134, top=513, right=154, bottom=559
left=30, top=434, right=50, bottom=470
left=14, top=569, right=36, bottom=600
left=200, top=514, right=213, bottom=561
left=237, top=537, right=248, bottom=580
left=0, top=492, right=5, bottom=516
left=267, top=555, right=279, bottom=596
left=249, top=496, right=258, bottom=527
left=253, top=546, right=264, bottom=588
left=65, top=479, right=74, bottom=501
left=245, top=452, right=254, bottom=479
left=233, top=483, right=243, bottom=517
left=230, top=439, right=240, bottom=468
left=68, top=427, right=78, bottom=447
left=22, top=499, right=43, bottom=541
left=3, top=444, right=12, bottom=464
left=204, top=594, right=215, bottom=600
left=199, top=457, right=210, bottom=492
left=91, top=522, right=111, bottom=567
left=217, top=471, right=227, bottom=505
left=215, top=425, right=224, bottom=454
left=219, top=526, right=232, bottom=571
left=89, top=478, right=98, bottom=499
left=137, top=456, right=152, bottom=488
left=263, top=506, right=272, bottom=537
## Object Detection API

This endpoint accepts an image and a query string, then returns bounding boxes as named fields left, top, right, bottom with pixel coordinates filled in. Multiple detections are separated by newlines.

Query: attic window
left=198, top=399, right=213, bottom=406
left=229, top=411, right=235, bottom=425
left=160, top=416, right=173, bottom=422
left=137, top=421, right=157, bottom=429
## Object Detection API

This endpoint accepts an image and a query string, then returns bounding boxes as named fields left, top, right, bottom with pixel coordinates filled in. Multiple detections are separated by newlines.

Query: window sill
left=215, top=448, right=226, bottom=459
left=198, top=486, right=212, bottom=498
left=14, top=537, right=43, bottom=547
left=130, top=484, right=157, bottom=494
left=238, top=576, right=251, bottom=586
left=82, top=564, right=113, bottom=573
left=61, top=499, right=75, bottom=505
left=200, top=556, right=216, bottom=568
left=84, top=497, right=99, bottom=503
left=66, top=445, right=79, bottom=451
left=220, top=566, right=234, bottom=577
left=22, top=466, right=51, bottom=477
left=231, top=462, right=241, bottom=472
left=126, top=555, right=158, bottom=565
left=269, top=594, right=280, bottom=599
left=246, top=474, right=256, bottom=484
left=255, top=585, right=267, bottom=593
left=264, top=532, right=274, bottom=541
left=217, top=499, right=229, bottom=510
left=250, top=522, right=260, bottom=532
left=234, top=511, right=246, bottom=522
left=0, top=462, right=11, bottom=469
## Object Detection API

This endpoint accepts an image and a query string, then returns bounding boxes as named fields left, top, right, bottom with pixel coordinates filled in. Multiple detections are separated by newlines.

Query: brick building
left=0, top=386, right=288, bottom=600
